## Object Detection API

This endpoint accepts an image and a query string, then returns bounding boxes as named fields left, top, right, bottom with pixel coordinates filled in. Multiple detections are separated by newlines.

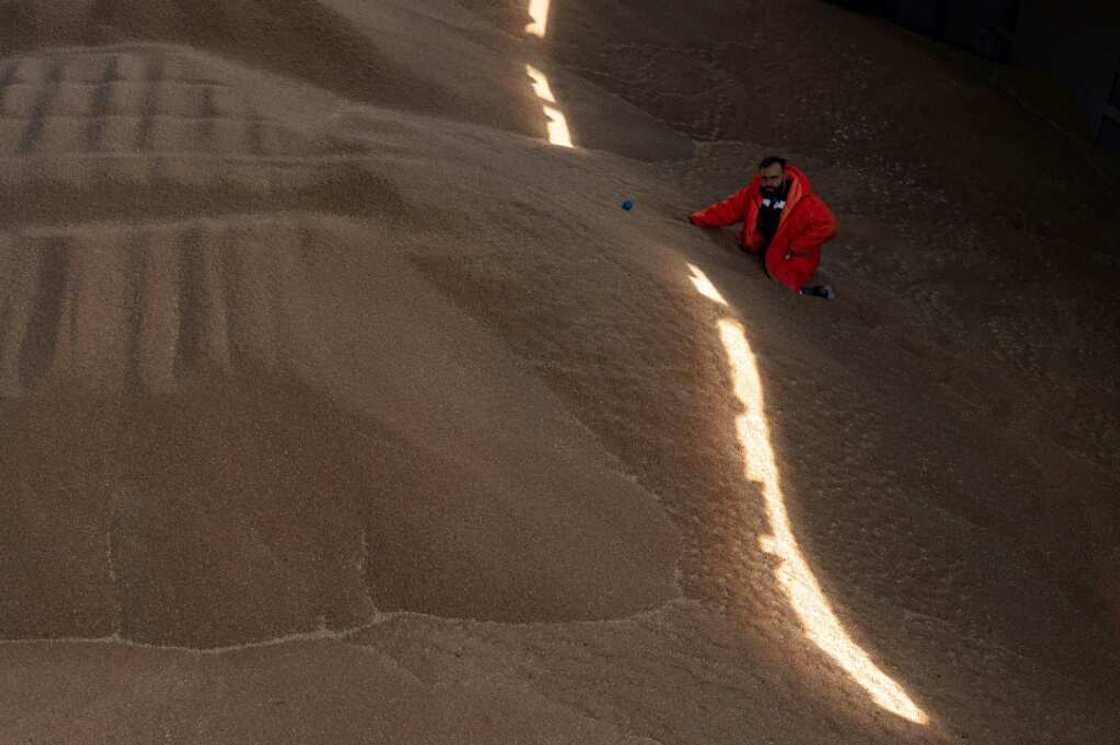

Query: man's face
left=759, top=163, right=786, bottom=195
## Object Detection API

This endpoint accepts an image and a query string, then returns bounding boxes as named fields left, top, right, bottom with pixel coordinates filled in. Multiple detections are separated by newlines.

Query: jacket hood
left=783, top=164, right=812, bottom=194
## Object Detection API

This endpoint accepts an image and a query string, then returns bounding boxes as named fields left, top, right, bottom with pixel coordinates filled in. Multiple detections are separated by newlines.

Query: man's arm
left=787, top=198, right=838, bottom=255
left=688, top=186, right=750, bottom=227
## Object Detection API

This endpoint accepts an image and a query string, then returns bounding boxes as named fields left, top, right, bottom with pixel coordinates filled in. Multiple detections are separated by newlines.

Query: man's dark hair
left=758, top=156, right=787, bottom=170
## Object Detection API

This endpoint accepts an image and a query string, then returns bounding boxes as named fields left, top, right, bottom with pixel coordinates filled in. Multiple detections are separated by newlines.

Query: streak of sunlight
left=542, top=105, right=573, bottom=148
left=689, top=264, right=728, bottom=306
left=526, top=0, right=551, bottom=38
left=525, top=65, right=573, bottom=148
left=526, top=64, right=557, bottom=103
left=686, top=263, right=928, bottom=725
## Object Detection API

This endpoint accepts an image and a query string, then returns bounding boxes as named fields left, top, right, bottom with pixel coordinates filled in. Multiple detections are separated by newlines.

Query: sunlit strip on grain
left=542, top=105, right=573, bottom=148
left=525, top=65, right=573, bottom=148
left=526, top=64, right=557, bottom=103
left=689, top=264, right=728, bottom=306
left=687, top=264, right=928, bottom=725
left=526, top=0, right=551, bottom=37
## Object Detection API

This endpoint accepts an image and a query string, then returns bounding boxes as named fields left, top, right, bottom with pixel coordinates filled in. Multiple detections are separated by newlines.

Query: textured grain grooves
left=0, top=161, right=404, bottom=227
left=0, top=61, right=17, bottom=113
left=247, top=109, right=264, bottom=156
left=174, top=227, right=207, bottom=380
left=198, top=85, right=216, bottom=149
left=84, top=55, right=117, bottom=151
left=11, top=239, right=68, bottom=389
left=16, top=57, right=61, bottom=152
left=0, top=218, right=304, bottom=397
left=0, top=234, right=24, bottom=396
left=0, top=50, right=316, bottom=162
left=135, top=53, right=162, bottom=152
left=123, top=231, right=149, bottom=393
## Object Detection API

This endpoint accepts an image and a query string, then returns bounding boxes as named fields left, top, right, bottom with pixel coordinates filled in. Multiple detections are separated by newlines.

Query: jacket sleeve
left=788, top=197, right=838, bottom=255
left=689, top=187, right=750, bottom=227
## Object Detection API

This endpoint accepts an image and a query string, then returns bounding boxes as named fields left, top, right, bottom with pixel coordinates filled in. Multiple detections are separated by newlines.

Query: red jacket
left=689, top=165, right=838, bottom=292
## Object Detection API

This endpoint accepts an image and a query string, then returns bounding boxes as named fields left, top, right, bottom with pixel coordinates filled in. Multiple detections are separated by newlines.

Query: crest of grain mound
left=4, top=0, right=419, bottom=106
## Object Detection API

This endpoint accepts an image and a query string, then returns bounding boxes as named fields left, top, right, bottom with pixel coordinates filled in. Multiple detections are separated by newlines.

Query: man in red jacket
left=688, top=156, right=838, bottom=298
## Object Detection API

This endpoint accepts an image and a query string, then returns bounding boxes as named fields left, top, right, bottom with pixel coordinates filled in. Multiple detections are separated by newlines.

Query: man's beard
left=761, top=180, right=788, bottom=198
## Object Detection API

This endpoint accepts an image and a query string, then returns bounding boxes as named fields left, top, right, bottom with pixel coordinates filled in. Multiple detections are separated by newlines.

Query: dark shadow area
left=516, top=0, right=1118, bottom=244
